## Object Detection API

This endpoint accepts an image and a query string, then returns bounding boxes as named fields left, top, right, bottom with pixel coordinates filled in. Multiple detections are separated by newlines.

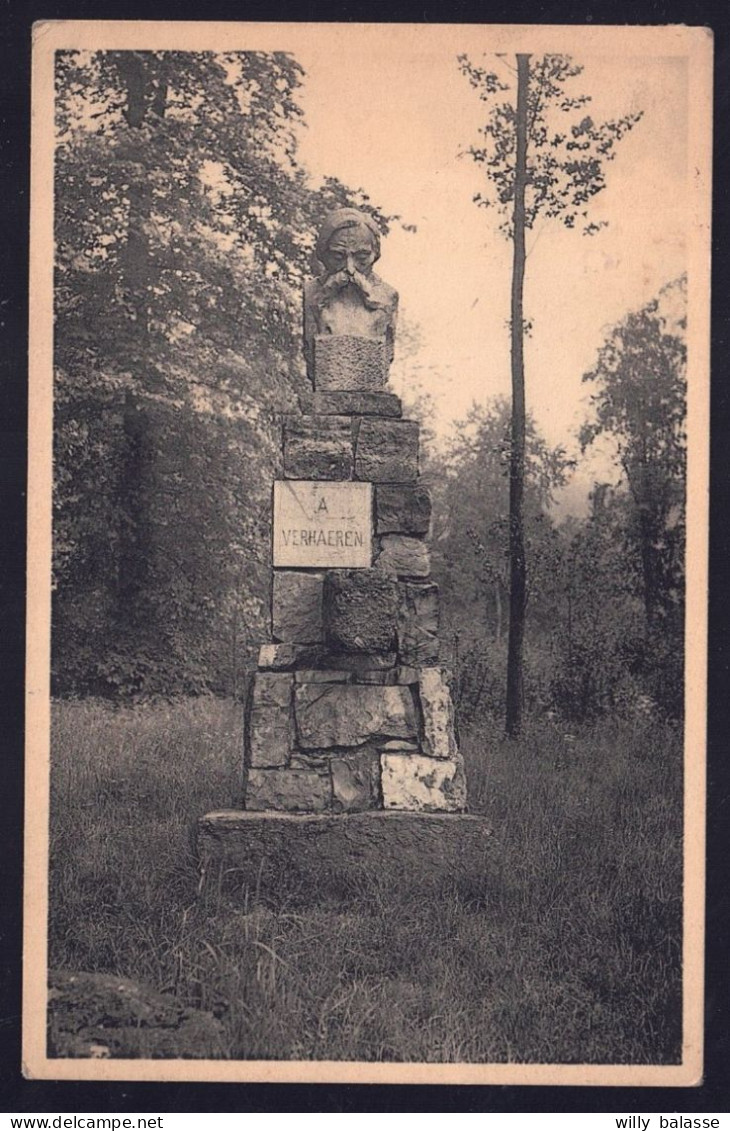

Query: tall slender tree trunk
left=505, top=53, right=530, bottom=737
left=114, top=54, right=166, bottom=640
left=638, top=504, right=659, bottom=629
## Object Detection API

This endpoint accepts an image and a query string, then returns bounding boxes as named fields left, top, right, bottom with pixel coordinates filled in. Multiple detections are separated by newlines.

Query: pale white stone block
left=418, top=666, right=458, bottom=759
left=380, top=753, right=466, bottom=813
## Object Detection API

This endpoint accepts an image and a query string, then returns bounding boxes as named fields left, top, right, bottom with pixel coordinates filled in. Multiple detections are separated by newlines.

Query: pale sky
left=294, top=45, right=688, bottom=512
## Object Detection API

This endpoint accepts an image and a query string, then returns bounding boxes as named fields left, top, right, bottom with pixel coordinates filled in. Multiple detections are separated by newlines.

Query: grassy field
left=49, top=697, right=683, bottom=1063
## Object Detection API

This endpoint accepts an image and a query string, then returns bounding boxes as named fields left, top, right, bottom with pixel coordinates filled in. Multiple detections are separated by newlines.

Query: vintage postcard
left=25, top=21, right=712, bottom=1085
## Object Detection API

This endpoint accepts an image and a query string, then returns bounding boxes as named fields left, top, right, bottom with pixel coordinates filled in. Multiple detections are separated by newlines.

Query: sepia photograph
left=24, top=21, right=712, bottom=1086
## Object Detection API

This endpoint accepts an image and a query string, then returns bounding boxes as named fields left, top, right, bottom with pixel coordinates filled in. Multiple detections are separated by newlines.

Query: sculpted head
left=315, top=209, right=381, bottom=279
left=303, top=207, right=397, bottom=373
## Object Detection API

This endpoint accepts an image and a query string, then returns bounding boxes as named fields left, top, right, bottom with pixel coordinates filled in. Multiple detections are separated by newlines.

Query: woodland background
left=47, top=48, right=688, bottom=1064
left=53, top=49, right=687, bottom=727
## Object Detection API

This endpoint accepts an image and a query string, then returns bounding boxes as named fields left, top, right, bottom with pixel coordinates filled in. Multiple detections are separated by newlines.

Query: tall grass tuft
left=49, top=698, right=683, bottom=1063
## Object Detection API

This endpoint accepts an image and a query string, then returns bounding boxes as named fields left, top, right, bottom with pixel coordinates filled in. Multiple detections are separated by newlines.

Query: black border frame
left=3, top=0, right=728, bottom=1113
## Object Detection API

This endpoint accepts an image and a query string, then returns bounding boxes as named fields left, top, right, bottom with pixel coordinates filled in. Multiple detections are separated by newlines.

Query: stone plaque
left=273, top=480, right=372, bottom=569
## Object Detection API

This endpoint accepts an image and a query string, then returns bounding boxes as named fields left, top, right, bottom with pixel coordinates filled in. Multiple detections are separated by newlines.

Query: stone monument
left=198, top=209, right=490, bottom=901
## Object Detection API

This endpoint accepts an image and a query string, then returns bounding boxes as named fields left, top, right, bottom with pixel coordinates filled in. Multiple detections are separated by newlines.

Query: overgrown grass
left=49, top=698, right=683, bottom=1063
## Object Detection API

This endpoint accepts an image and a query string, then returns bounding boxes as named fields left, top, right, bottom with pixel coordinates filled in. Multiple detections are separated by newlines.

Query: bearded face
left=320, top=223, right=378, bottom=278
left=316, top=224, right=385, bottom=310
left=303, top=211, right=398, bottom=373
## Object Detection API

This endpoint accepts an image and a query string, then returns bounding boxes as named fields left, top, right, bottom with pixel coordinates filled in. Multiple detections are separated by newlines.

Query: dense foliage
left=428, top=398, right=570, bottom=644
left=577, top=278, right=687, bottom=717
left=53, top=52, right=686, bottom=723
left=432, top=277, right=686, bottom=724
left=53, top=50, right=392, bottom=697
left=580, top=277, right=687, bottom=630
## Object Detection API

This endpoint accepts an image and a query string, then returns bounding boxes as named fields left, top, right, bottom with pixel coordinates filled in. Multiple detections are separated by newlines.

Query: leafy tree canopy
left=579, top=276, right=686, bottom=628
left=458, top=53, right=643, bottom=236
left=53, top=49, right=396, bottom=698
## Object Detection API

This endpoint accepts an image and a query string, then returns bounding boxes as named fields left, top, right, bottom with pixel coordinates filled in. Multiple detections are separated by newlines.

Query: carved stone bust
left=303, top=208, right=399, bottom=378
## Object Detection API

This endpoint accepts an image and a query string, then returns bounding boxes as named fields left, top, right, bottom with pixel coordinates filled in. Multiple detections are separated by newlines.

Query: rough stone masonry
left=198, top=208, right=489, bottom=902
left=244, top=206, right=467, bottom=816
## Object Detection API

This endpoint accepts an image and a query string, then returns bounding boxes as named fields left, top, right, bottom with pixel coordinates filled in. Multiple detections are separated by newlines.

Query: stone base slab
left=299, top=390, right=402, bottom=418
left=198, top=810, right=493, bottom=905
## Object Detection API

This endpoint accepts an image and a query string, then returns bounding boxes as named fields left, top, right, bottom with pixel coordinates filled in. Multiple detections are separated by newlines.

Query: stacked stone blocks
left=245, top=311, right=465, bottom=814
left=245, top=666, right=464, bottom=814
left=242, top=220, right=464, bottom=818
left=202, top=211, right=486, bottom=905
